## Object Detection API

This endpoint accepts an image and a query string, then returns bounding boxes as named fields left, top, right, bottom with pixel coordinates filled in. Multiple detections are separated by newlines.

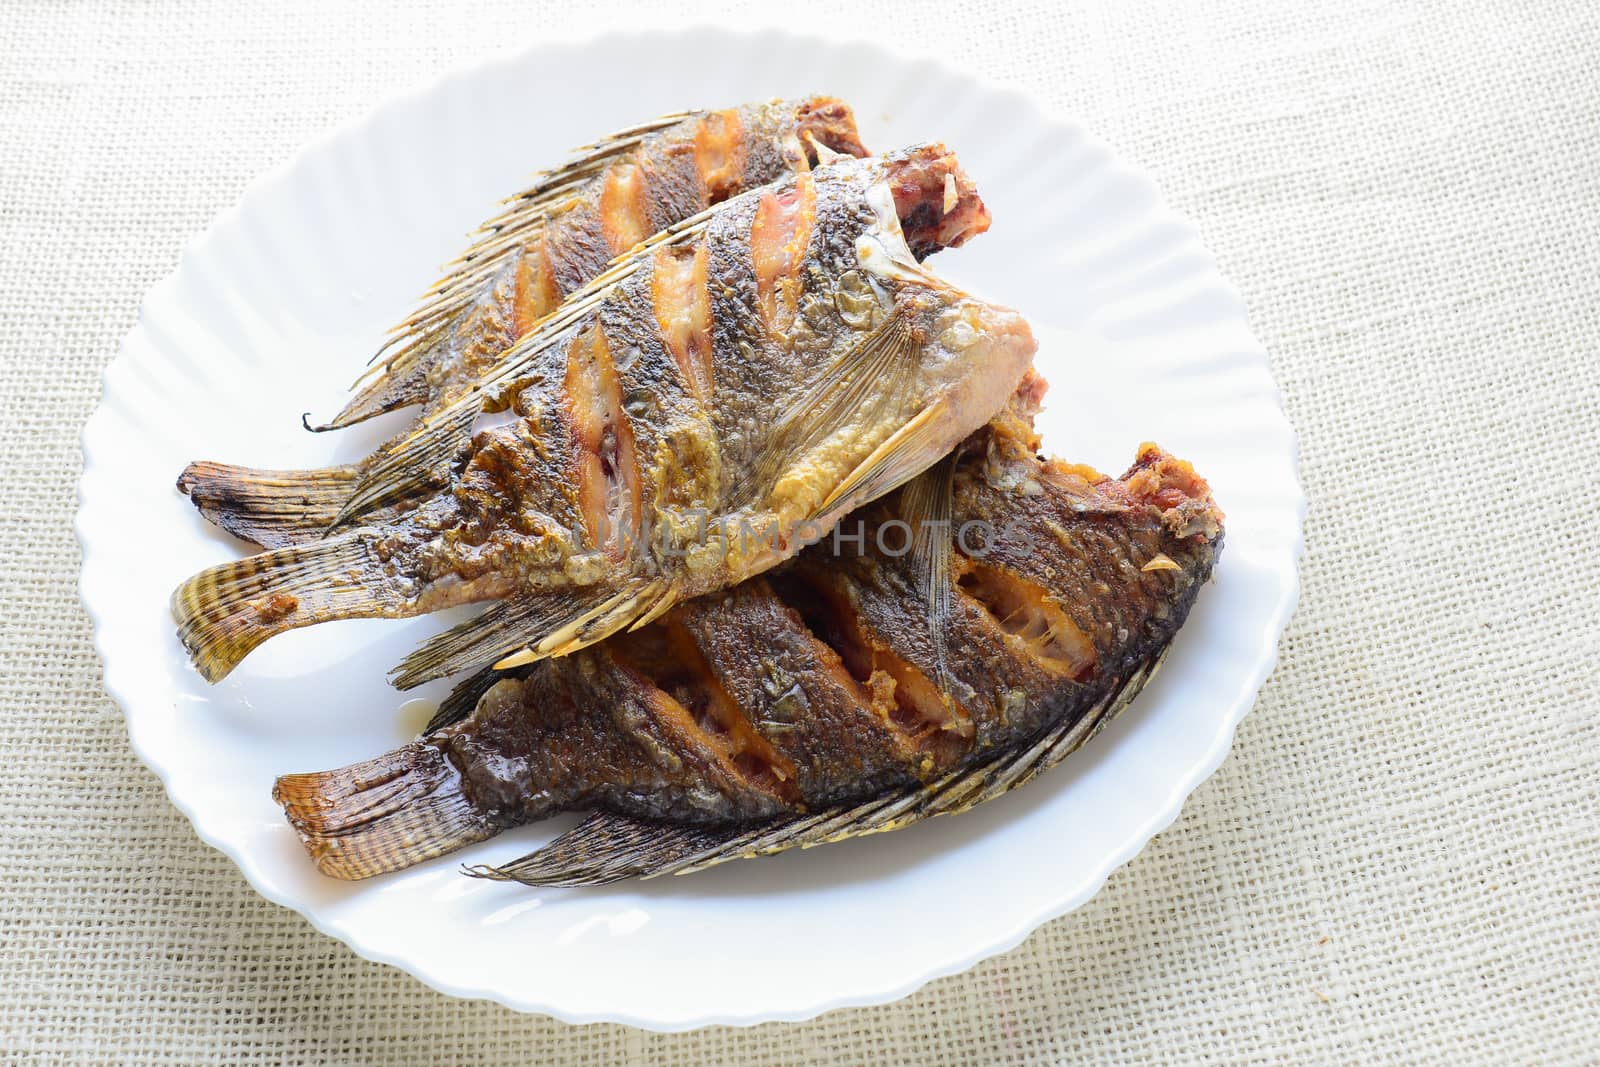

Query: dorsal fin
left=318, top=110, right=697, bottom=431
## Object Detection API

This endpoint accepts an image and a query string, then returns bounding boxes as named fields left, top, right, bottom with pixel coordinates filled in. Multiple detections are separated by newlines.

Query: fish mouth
left=885, top=144, right=993, bottom=260
left=793, top=97, right=870, bottom=164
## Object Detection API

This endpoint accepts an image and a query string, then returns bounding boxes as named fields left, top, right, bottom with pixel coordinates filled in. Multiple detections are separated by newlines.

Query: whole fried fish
left=172, top=145, right=1037, bottom=685
left=273, top=407, right=1224, bottom=885
left=180, top=98, right=869, bottom=549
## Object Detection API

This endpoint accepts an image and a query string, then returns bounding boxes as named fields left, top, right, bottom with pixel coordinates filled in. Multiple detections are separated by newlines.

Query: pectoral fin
left=817, top=399, right=951, bottom=518
left=727, top=309, right=918, bottom=507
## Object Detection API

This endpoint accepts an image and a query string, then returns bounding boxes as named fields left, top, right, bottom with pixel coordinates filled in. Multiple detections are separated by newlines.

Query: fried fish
left=273, top=406, right=1223, bottom=885
left=172, top=145, right=1037, bottom=686
left=179, top=98, right=869, bottom=549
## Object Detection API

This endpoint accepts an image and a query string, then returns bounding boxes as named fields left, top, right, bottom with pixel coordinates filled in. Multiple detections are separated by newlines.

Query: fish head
left=1119, top=444, right=1225, bottom=542
left=743, top=144, right=1035, bottom=539
left=854, top=145, right=1037, bottom=485
left=894, top=286, right=1039, bottom=470
left=786, top=96, right=870, bottom=166
left=881, top=142, right=992, bottom=260
left=844, top=143, right=996, bottom=279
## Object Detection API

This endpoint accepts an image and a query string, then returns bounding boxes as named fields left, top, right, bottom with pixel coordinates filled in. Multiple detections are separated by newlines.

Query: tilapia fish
left=273, top=408, right=1224, bottom=885
left=172, top=145, right=1037, bottom=686
left=180, top=98, right=868, bottom=549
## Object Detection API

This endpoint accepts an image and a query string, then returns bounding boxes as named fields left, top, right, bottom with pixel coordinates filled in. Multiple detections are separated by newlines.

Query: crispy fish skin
left=172, top=145, right=1036, bottom=685
left=272, top=417, right=1224, bottom=883
left=178, top=97, right=869, bottom=549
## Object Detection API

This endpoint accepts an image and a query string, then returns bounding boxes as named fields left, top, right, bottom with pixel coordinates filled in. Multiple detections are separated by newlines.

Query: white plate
left=77, top=28, right=1303, bottom=1029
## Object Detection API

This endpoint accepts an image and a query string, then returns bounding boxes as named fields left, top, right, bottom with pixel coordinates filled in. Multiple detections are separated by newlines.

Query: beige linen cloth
left=2, top=0, right=1595, bottom=1062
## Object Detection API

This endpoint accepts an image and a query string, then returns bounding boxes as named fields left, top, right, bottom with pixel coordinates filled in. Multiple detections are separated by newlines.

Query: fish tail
left=176, top=460, right=362, bottom=549
left=171, top=530, right=408, bottom=682
left=273, top=743, right=495, bottom=880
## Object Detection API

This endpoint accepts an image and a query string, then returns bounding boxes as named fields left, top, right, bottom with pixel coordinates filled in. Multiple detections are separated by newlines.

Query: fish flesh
left=171, top=144, right=1037, bottom=686
left=273, top=404, right=1224, bottom=884
left=178, top=98, right=869, bottom=549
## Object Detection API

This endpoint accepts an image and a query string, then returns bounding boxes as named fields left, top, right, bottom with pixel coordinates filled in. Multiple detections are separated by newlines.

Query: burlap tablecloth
left=3, top=0, right=1595, bottom=1061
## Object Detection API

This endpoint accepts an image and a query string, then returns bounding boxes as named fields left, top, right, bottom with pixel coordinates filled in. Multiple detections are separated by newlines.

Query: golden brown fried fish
left=273, top=409, right=1223, bottom=885
left=179, top=98, right=869, bottom=549
left=172, top=145, right=1037, bottom=686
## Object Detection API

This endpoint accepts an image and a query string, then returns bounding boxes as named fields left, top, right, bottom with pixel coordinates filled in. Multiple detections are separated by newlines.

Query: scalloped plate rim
left=75, top=25, right=1305, bottom=1030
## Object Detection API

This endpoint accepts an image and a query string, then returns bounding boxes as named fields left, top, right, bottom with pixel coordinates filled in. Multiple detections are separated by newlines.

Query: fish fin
left=326, top=404, right=476, bottom=531
left=464, top=812, right=738, bottom=888
left=727, top=310, right=919, bottom=506
left=323, top=110, right=696, bottom=431
left=390, top=594, right=578, bottom=691
left=818, top=399, right=951, bottom=517
left=624, top=583, right=681, bottom=632
left=273, top=742, right=495, bottom=880
left=900, top=452, right=959, bottom=702
left=312, top=321, right=448, bottom=431
left=469, top=652, right=1167, bottom=886
left=491, top=579, right=671, bottom=670
left=176, top=460, right=362, bottom=549
left=418, top=109, right=696, bottom=314
left=390, top=579, right=669, bottom=689
left=171, top=529, right=407, bottom=683
left=424, top=664, right=516, bottom=733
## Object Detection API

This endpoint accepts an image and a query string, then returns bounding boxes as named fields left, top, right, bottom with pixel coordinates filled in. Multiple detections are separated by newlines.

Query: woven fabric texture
left=3, top=0, right=1597, bottom=1062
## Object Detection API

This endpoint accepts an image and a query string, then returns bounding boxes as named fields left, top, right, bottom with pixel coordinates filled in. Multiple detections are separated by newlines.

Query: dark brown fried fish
left=273, top=406, right=1223, bottom=885
left=179, top=98, right=869, bottom=549
left=172, top=145, right=1036, bottom=686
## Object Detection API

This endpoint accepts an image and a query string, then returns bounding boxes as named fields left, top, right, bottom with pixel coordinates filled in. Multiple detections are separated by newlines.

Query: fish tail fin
left=171, top=530, right=408, bottom=682
left=176, top=460, right=362, bottom=549
left=273, top=743, right=494, bottom=880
